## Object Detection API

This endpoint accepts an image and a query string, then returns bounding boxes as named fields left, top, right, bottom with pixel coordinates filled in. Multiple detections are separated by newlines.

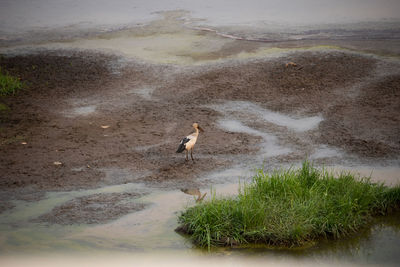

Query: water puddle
left=65, top=105, right=97, bottom=117
left=208, top=100, right=355, bottom=171
left=128, top=87, right=157, bottom=101
left=209, top=101, right=323, bottom=132
left=217, top=119, right=292, bottom=159
left=208, top=100, right=326, bottom=163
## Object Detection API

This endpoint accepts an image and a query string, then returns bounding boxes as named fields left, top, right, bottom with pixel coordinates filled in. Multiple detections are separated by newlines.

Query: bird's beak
left=198, top=126, right=204, bottom=132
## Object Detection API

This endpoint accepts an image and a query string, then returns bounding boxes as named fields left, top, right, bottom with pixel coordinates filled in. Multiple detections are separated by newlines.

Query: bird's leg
left=185, top=150, right=188, bottom=161
left=191, top=149, right=194, bottom=161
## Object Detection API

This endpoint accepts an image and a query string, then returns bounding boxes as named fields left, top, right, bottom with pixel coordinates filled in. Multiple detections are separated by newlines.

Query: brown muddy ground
left=0, top=50, right=399, bottom=223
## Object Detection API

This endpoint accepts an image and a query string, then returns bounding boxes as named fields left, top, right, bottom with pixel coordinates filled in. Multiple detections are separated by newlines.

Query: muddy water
left=1, top=165, right=399, bottom=249
left=2, top=5, right=400, bottom=61
left=1, top=1, right=400, bottom=39
left=1, top=169, right=399, bottom=267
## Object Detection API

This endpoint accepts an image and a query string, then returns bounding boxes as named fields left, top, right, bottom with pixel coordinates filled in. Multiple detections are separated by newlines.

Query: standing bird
left=176, top=123, right=204, bottom=161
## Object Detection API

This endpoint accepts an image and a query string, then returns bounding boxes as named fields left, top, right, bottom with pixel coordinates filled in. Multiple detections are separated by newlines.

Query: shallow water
left=226, top=212, right=400, bottom=266
left=1, top=1, right=400, bottom=62
left=67, top=105, right=97, bottom=117
left=1, top=0, right=400, bottom=38
left=327, top=166, right=400, bottom=186
left=217, top=119, right=292, bottom=159
left=1, top=167, right=399, bottom=266
left=210, top=101, right=323, bottom=132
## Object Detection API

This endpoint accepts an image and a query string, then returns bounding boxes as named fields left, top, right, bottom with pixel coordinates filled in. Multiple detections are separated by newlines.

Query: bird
left=176, top=123, right=204, bottom=161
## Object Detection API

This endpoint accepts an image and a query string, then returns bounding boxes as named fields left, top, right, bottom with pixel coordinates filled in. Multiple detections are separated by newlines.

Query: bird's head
left=193, top=123, right=204, bottom=132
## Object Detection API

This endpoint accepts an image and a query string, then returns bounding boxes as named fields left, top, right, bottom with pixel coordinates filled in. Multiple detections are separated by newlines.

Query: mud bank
left=1, top=49, right=400, bottom=198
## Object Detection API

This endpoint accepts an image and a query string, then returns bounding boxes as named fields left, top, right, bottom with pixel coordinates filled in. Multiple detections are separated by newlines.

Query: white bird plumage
left=176, top=123, right=204, bottom=161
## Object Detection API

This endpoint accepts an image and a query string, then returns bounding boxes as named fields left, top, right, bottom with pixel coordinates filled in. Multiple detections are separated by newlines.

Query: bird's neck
left=194, top=128, right=199, bottom=136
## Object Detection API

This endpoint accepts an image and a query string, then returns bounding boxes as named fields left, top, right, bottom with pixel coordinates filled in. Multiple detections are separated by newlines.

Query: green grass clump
left=177, top=161, right=400, bottom=249
left=0, top=67, right=24, bottom=96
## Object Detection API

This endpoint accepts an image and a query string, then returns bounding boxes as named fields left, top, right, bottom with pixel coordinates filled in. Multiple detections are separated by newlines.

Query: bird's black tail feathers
left=176, top=137, right=190, bottom=153
left=176, top=144, right=186, bottom=153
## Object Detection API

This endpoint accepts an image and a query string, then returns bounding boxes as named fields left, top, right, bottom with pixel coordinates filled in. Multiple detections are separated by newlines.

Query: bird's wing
left=176, top=137, right=191, bottom=153
left=180, top=136, right=191, bottom=145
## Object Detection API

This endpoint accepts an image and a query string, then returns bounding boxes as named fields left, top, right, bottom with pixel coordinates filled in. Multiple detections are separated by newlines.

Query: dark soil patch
left=0, top=51, right=118, bottom=192
left=34, top=192, right=145, bottom=225
left=160, top=52, right=376, bottom=113
left=319, top=74, right=400, bottom=157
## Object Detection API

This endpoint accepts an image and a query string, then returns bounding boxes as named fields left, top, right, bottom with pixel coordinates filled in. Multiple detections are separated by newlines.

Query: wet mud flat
left=0, top=47, right=400, bottom=231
